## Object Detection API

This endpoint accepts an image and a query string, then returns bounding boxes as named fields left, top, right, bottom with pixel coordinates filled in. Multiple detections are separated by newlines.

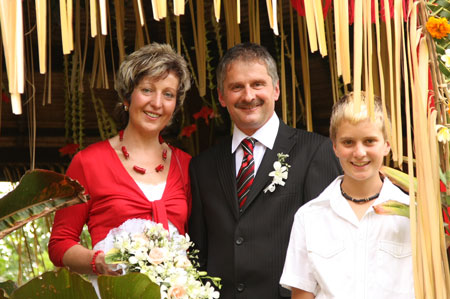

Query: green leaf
left=104, top=248, right=126, bottom=264
left=380, top=166, right=417, bottom=193
left=439, top=59, right=450, bottom=79
left=436, top=43, right=446, bottom=55
left=98, top=273, right=160, bottom=299
left=436, top=0, right=450, bottom=10
left=373, top=200, right=410, bottom=218
left=0, top=169, right=88, bottom=239
left=0, top=281, right=16, bottom=297
left=10, top=268, right=98, bottom=299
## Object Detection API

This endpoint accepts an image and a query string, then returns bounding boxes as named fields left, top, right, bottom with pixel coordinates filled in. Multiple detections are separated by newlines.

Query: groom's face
left=218, top=59, right=280, bottom=136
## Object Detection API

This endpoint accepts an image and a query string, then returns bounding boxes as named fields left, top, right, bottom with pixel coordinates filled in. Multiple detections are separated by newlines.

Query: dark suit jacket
left=189, top=122, right=342, bottom=299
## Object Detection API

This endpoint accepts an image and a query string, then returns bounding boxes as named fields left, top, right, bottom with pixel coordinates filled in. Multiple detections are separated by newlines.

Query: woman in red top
left=48, top=43, right=192, bottom=278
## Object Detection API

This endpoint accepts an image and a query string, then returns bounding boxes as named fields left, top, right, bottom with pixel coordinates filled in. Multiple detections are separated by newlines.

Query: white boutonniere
left=263, top=153, right=290, bottom=193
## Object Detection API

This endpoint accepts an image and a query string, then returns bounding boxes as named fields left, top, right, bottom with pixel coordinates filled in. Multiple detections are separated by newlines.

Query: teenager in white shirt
left=280, top=92, right=414, bottom=299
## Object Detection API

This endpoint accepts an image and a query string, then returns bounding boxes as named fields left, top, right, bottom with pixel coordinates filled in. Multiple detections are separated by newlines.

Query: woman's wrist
left=91, top=250, right=103, bottom=275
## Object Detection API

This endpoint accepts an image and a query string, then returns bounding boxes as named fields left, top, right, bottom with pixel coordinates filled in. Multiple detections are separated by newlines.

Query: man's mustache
left=235, top=99, right=263, bottom=109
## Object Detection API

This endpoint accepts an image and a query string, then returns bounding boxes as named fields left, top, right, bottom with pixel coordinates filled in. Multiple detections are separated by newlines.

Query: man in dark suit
left=189, top=43, right=341, bottom=299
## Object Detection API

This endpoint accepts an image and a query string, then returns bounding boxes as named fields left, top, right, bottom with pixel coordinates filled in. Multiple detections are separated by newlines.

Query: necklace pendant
left=133, top=165, right=147, bottom=174
left=121, top=146, right=130, bottom=159
left=155, top=164, right=164, bottom=172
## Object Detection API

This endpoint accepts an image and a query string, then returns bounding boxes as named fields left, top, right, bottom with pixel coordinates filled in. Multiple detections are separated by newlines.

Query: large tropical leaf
left=98, top=273, right=161, bottom=299
left=0, top=169, right=88, bottom=239
left=9, top=268, right=97, bottom=299
left=0, top=281, right=16, bottom=297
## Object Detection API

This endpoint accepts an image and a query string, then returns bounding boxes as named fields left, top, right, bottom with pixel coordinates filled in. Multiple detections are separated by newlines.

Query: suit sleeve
left=188, top=159, right=208, bottom=269
left=303, top=138, right=342, bottom=201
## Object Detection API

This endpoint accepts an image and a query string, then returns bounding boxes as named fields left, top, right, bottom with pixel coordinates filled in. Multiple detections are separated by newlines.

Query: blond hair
left=329, top=92, right=388, bottom=142
left=114, top=43, right=191, bottom=127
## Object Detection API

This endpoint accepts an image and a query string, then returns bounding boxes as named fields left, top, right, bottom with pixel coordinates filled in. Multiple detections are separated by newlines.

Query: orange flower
left=180, top=124, right=197, bottom=137
left=426, top=17, right=450, bottom=39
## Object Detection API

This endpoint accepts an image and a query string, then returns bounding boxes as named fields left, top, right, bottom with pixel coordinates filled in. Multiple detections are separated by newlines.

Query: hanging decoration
left=0, top=0, right=24, bottom=115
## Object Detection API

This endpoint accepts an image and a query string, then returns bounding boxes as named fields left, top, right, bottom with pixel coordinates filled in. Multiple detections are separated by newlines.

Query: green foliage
left=0, top=281, right=16, bottom=297
left=0, top=218, right=53, bottom=284
left=90, top=91, right=118, bottom=140
left=0, top=268, right=161, bottom=299
left=0, top=169, right=87, bottom=239
left=9, top=268, right=97, bottom=299
left=98, top=273, right=160, bottom=299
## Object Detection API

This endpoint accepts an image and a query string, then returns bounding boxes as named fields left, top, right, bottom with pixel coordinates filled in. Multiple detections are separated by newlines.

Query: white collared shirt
left=232, top=112, right=279, bottom=176
left=280, top=176, right=414, bottom=299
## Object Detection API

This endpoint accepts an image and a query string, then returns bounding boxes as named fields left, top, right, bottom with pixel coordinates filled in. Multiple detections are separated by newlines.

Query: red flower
left=180, top=124, right=197, bottom=137
left=441, top=180, right=447, bottom=193
left=193, top=106, right=214, bottom=125
left=2, top=92, right=10, bottom=103
left=59, top=143, right=80, bottom=156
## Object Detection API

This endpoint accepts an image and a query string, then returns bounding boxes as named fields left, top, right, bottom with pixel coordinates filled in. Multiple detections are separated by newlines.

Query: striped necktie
left=237, top=137, right=256, bottom=208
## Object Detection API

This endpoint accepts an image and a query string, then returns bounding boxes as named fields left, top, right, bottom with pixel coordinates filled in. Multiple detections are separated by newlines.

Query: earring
left=124, top=104, right=129, bottom=112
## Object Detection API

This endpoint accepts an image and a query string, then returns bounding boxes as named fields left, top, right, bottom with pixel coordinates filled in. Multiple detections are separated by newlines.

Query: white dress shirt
left=232, top=112, right=279, bottom=176
left=280, top=176, right=414, bottom=299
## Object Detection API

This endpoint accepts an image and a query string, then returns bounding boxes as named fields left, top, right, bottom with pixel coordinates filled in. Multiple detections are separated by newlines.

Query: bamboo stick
left=289, top=4, right=296, bottom=127
left=374, top=0, right=392, bottom=150
left=297, top=15, right=312, bottom=131
left=312, top=0, right=326, bottom=57
left=393, top=0, right=403, bottom=165
left=279, top=0, right=286, bottom=123
left=89, top=0, right=97, bottom=37
left=197, top=0, right=206, bottom=96
left=302, top=0, right=317, bottom=52
left=36, top=0, right=47, bottom=74
left=271, top=0, right=278, bottom=35
left=114, top=0, right=125, bottom=63
left=136, top=0, right=144, bottom=25
left=0, top=0, right=24, bottom=114
left=99, top=0, right=107, bottom=35
left=174, top=0, right=185, bottom=16
left=237, top=0, right=240, bottom=24
left=133, top=0, right=144, bottom=49
left=352, top=0, right=363, bottom=109
left=214, top=0, right=221, bottom=22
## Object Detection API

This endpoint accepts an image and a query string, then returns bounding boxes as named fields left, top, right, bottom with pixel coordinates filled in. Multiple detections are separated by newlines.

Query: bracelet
left=91, top=250, right=103, bottom=275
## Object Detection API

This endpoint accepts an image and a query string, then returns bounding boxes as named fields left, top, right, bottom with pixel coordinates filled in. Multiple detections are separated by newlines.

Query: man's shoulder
left=279, top=124, right=332, bottom=153
left=290, top=126, right=329, bottom=142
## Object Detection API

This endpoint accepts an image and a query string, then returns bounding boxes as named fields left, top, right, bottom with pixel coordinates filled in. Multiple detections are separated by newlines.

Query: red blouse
left=48, top=140, right=191, bottom=267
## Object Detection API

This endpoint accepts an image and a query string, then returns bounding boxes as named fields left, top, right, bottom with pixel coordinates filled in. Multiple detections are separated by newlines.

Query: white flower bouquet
left=104, top=220, right=220, bottom=299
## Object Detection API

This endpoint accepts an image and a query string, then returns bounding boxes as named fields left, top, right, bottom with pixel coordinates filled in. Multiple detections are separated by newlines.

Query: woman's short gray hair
left=115, top=43, right=191, bottom=127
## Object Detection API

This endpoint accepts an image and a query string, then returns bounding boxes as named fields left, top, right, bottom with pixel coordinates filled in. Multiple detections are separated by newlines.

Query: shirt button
left=236, top=237, right=244, bottom=245
left=237, top=283, right=245, bottom=292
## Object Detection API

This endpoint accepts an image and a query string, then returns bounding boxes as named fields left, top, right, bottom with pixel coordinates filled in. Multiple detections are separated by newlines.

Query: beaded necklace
left=119, top=130, right=167, bottom=174
left=340, top=181, right=380, bottom=204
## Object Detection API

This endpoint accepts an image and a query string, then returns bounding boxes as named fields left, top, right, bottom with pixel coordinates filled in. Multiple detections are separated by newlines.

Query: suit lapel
left=215, top=137, right=240, bottom=220
left=240, top=122, right=297, bottom=212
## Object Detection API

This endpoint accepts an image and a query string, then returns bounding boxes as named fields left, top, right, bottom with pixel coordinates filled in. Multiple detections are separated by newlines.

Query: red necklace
left=119, top=130, right=167, bottom=174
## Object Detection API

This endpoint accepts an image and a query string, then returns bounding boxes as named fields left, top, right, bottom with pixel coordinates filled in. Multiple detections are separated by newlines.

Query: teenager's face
left=218, top=60, right=279, bottom=136
left=333, top=119, right=390, bottom=186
